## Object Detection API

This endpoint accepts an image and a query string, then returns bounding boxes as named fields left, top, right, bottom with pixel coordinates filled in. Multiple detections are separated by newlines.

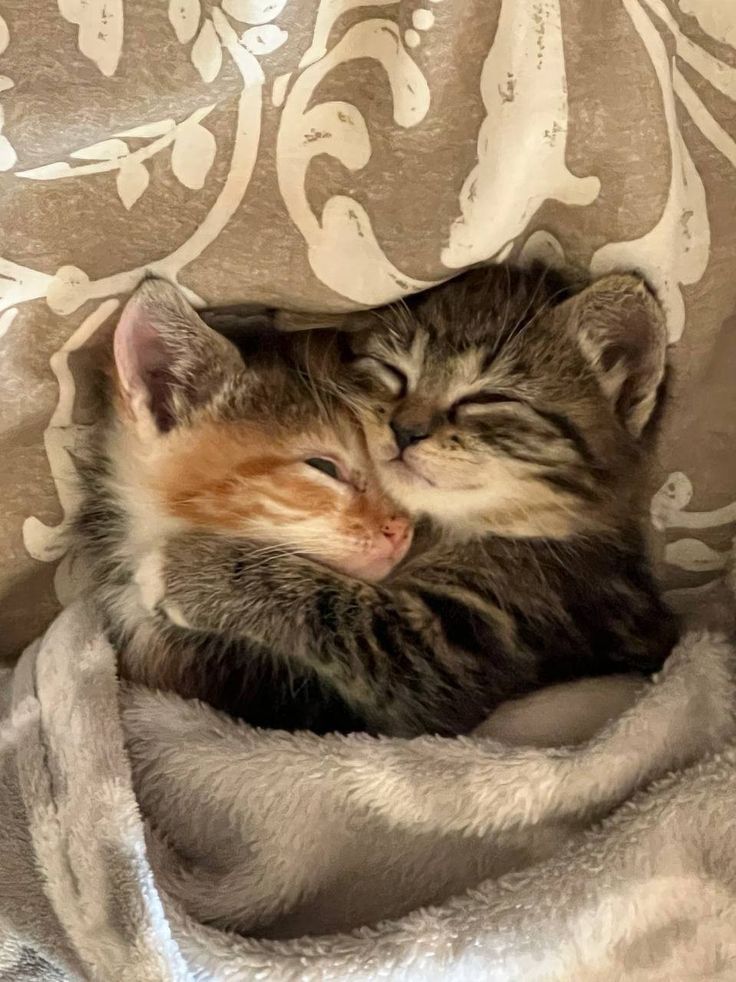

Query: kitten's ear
left=564, top=274, right=668, bottom=437
left=114, top=278, right=243, bottom=438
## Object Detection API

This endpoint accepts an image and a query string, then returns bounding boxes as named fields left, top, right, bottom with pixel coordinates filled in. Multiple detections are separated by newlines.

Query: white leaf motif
left=0, top=133, right=16, bottom=171
left=171, top=123, right=216, bottom=189
left=3, top=28, right=262, bottom=318
left=0, top=14, right=8, bottom=56
left=651, top=472, right=693, bottom=530
left=191, top=18, right=222, bottom=83
left=168, top=0, right=201, bottom=44
left=222, top=0, right=287, bottom=26
left=0, top=76, right=14, bottom=92
left=116, top=160, right=149, bottom=209
left=650, top=472, right=736, bottom=532
left=15, top=161, right=72, bottom=179
left=58, top=0, right=124, bottom=77
left=240, top=24, right=287, bottom=54
left=71, top=138, right=129, bottom=161
left=665, top=538, right=728, bottom=573
left=0, top=257, right=53, bottom=313
left=45, top=265, right=91, bottom=316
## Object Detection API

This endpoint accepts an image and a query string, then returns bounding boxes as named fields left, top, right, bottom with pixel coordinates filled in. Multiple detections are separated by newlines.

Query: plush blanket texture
left=1, top=595, right=735, bottom=980
left=0, top=0, right=734, bottom=655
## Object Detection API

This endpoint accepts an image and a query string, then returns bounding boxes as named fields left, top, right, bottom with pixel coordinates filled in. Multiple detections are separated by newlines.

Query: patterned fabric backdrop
left=0, top=0, right=734, bottom=657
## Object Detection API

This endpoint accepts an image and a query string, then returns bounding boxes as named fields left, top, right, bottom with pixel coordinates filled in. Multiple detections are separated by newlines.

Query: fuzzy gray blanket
left=2, top=598, right=736, bottom=981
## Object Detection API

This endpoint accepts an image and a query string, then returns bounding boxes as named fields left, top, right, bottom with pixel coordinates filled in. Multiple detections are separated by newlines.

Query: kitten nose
left=390, top=420, right=430, bottom=452
left=381, top=516, right=412, bottom=548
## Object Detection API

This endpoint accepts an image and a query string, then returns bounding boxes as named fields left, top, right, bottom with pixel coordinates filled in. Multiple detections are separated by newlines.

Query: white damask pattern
left=442, top=0, right=600, bottom=269
left=680, top=0, right=736, bottom=48
left=0, top=0, right=732, bottom=617
left=652, top=472, right=736, bottom=574
left=277, top=15, right=432, bottom=304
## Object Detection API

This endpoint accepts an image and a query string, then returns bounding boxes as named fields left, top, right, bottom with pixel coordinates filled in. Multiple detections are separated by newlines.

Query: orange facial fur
left=108, top=279, right=412, bottom=582
left=147, top=418, right=412, bottom=582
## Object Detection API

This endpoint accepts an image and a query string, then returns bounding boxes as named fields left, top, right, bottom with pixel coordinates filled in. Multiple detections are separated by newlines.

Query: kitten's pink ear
left=114, top=278, right=243, bottom=437
left=114, top=297, right=174, bottom=433
left=564, top=274, right=668, bottom=437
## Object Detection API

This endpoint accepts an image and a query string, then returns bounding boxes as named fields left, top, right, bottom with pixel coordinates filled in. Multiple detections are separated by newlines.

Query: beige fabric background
left=0, top=0, right=734, bottom=657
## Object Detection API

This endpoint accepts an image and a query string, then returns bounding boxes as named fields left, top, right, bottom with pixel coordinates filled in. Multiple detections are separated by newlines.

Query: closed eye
left=305, top=457, right=342, bottom=481
left=452, top=391, right=520, bottom=419
left=456, top=391, right=519, bottom=407
left=454, top=397, right=595, bottom=464
left=351, top=356, right=407, bottom=397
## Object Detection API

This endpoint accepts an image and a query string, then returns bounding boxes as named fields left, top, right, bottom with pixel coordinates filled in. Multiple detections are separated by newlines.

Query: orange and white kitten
left=75, top=279, right=412, bottom=732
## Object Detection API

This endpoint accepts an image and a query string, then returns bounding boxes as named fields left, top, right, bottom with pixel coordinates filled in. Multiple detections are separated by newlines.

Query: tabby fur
left=74, top=267, right=676, bottom=736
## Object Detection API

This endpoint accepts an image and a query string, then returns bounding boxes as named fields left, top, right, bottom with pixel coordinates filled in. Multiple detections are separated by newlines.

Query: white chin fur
left=378, top=466, right=491, bottom=526
left=344, top=558, right=396, bottom=583
left=318, top=552, right=398, bottom=583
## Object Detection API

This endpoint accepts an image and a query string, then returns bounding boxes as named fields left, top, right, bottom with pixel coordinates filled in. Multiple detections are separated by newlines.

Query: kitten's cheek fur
left=134, top=551, right=191, bottom=629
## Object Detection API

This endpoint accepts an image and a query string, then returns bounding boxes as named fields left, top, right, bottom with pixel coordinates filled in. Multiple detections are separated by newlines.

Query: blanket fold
left=2, top=599, right=736, bottom=980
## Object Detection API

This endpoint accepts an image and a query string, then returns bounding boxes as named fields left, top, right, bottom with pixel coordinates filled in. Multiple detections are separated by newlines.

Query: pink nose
left=381, top=516, right=412, bottom=549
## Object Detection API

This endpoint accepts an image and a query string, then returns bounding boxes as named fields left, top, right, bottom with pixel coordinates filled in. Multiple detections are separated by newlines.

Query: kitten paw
left=163, top=603, right=191, bottom=630
left=134, top=551, right=193, bottom=628
left=134, top=551, right=166, bottom=613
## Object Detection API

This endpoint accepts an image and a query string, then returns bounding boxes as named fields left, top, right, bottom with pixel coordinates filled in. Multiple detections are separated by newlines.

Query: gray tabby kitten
left=75, top=266, right=676, bottom=736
